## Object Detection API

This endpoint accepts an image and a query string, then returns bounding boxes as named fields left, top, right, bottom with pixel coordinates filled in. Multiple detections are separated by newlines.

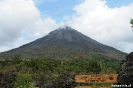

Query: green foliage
left=52, top=72, right=76, bottom=88
left=14, top=73, right=33, bottom=88
left=86, top=59, right=102, bottom=74
left=11, top=54, right=22, bottom=64
left=0, top=72, right=17, bottom=88
left=130, top=18, right=133, bottom=24
left=0, top=53, right=121, bottom=87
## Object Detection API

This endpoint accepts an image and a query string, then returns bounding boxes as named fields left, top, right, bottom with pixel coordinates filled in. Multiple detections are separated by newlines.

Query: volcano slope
left=0, top=26, right=126, bottom=60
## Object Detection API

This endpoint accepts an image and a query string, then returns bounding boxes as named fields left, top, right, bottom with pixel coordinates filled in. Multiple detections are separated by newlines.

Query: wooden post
left=78, top=83, right=80, bottom=88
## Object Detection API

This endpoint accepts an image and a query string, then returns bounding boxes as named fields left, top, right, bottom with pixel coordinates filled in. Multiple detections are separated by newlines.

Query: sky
left=0, top=0, right=133, bottom=53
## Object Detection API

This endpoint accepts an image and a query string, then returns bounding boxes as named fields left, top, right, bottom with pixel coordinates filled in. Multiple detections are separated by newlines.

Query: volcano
left=0, top=26, right=126, bottom=59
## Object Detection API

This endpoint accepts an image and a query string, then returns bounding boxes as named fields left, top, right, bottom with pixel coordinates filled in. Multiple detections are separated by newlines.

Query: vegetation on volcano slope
left=0, top=53, right=124, bottom=88
left=0, top=45, right=126, bottom=60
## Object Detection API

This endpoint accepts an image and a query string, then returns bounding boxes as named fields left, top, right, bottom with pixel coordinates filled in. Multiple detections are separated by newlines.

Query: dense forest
left=0, top=53, right=124, bottom=88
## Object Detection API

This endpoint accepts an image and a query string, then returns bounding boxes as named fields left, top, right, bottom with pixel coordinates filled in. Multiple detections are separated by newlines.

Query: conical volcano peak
left=56, top=26, right=75, bottom=31
left=48, top=26, right=76, bottom=42
left=0, top=26, right=126, bottom=60
left=48, top=26, right=75, bottom=35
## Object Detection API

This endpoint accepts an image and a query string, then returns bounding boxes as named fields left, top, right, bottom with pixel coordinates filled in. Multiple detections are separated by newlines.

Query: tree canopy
left=130, top=18, right=133, bottom=28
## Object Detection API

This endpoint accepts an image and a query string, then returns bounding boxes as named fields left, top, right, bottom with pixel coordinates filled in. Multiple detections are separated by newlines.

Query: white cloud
left=0, top=0, right=59, bottom=52
left=0, top=0, right=40, bottom=43
left=1, top=0, right=133, bottom=54
left=67, top=0, right=133, bottom=53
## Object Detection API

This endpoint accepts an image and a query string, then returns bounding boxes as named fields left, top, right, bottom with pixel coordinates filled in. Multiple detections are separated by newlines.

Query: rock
left=33, top=72, right=77, bottom=88
left=52, top=72, right=77, bottom=88
left=117, top=52, right=133, bottom=87
left=32, top=81, right=41, bottom=87
left=39, top=83, right=53, bottom=88
left=0, top=72, right=16, bottom=88
left=32, top=81, right=53, bottom=88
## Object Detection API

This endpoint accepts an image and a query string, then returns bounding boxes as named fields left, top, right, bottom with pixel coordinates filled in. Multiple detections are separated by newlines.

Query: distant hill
left=0, top=26, right=127, bottom=59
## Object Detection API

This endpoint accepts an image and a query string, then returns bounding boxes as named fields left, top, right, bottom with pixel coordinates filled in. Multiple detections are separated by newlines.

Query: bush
left=86, top=59, right=102, bottom=74
left=130, top=18, right=133, bottom=24
left=0, top=72, right=16, bottom=88
left=14, top=73, right=33, bottom=88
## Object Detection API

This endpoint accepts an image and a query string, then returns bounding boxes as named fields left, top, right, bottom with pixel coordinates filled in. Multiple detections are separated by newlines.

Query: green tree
left=11, top=54, right=22, bottom=64
left=86, top=59, right=102, bottom=74
left=14, top=73, right=32, bottom=88
left=130, top=18, right=133, bottom=28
